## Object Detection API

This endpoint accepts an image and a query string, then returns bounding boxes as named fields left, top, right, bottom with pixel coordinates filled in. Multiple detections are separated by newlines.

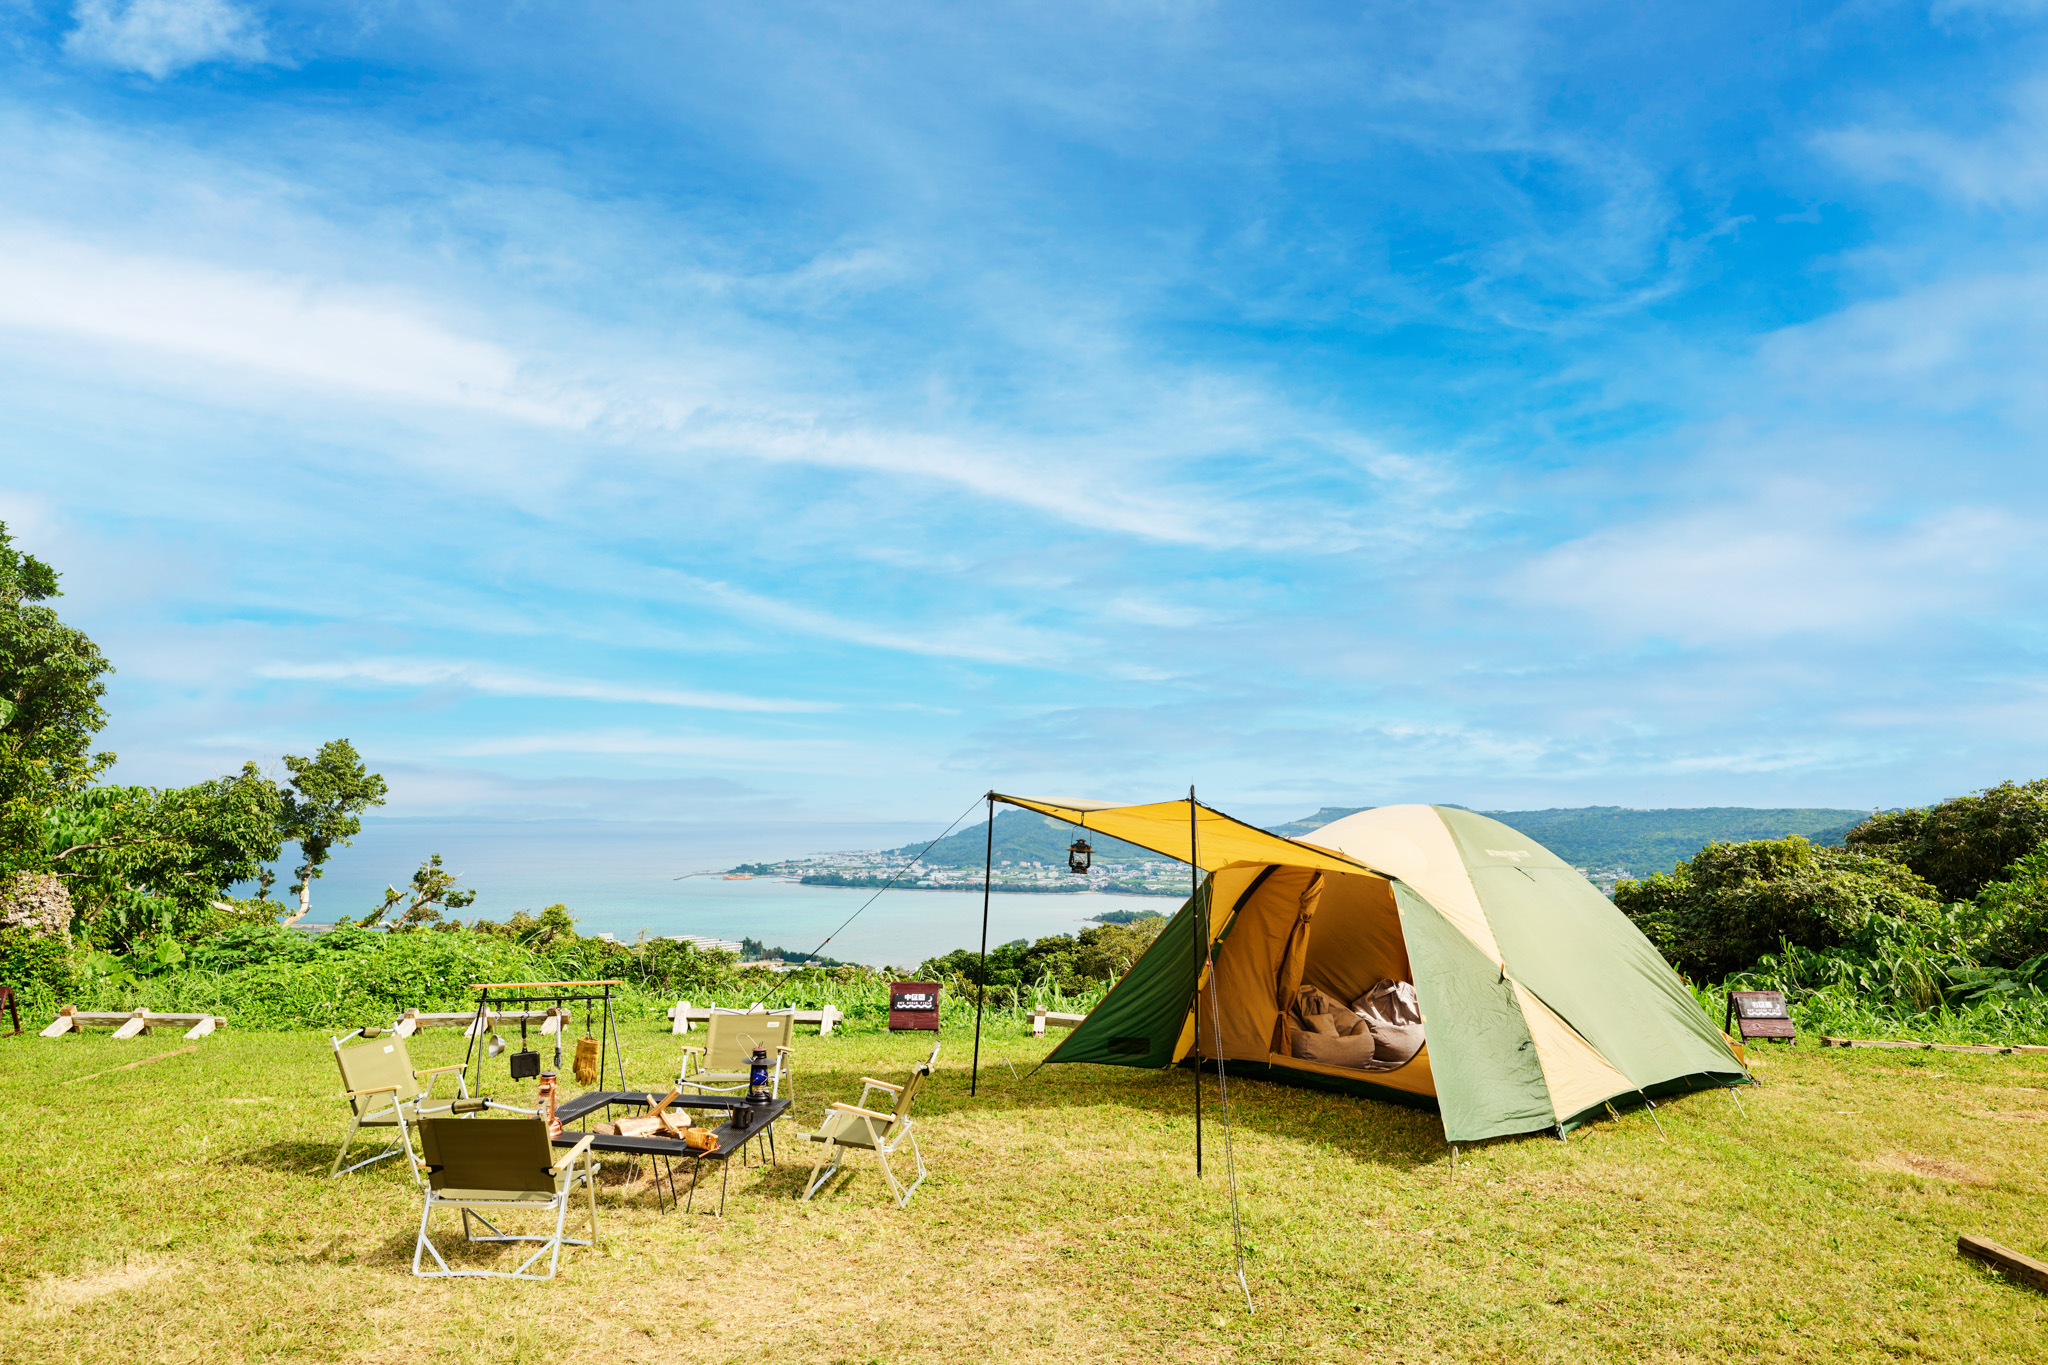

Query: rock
left=0, top=873, right=73, bottom=939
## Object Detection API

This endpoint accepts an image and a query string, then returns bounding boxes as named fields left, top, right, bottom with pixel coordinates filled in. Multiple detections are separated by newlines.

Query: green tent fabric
left=1043, top=880, right=1208, bottom=1069
left=1030, top=797, right=1745, bottom=1143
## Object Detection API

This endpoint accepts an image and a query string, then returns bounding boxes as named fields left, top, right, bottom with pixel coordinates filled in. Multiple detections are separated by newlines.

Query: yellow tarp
left=991, top=793, right=1378, bottom=878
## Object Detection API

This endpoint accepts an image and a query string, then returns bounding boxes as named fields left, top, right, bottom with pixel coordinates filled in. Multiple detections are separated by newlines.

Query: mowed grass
left=3, top=1022, right=2047, bottom=1364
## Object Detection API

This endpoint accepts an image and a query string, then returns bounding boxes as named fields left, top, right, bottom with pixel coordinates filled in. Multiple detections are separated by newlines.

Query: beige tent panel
left=1511, top=981, right=1637, bottom=1120
left=1302, top=804, right=1506, bottom=968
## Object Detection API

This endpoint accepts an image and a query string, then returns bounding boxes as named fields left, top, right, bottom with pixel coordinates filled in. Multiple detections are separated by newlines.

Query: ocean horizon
left=263, top=816, right=1182, bottom=968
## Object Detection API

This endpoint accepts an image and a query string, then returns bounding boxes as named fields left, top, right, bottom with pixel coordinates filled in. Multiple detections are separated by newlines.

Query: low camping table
left=553, top=1091, right=792, bottom=1216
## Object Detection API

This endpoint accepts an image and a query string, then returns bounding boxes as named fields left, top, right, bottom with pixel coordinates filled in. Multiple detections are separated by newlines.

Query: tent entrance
left=1200, top=868, right=1437, bottom=1100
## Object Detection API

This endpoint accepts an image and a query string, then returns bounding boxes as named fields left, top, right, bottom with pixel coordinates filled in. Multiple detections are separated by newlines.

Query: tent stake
left=1638, top=1091, right=1669, bottom=1142
left=971, top=793, right=993, bottom=1098
left=1726, top=1086, right=1747, bottom=1118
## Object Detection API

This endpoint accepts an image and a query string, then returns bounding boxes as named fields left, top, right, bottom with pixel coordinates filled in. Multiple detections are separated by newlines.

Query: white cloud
left=258, top=658, right=837, bottom=714
left=66, top=0, right=268, bottom=80
left=1511, top=494, right=2029, bottom=644
left=0, top=231, right=581, bottom=423
left=1817, top=76, right=2048, bottom=211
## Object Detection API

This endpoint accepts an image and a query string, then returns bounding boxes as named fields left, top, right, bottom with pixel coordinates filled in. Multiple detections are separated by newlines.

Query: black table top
left=550, top=1090, right=791, bottom=1162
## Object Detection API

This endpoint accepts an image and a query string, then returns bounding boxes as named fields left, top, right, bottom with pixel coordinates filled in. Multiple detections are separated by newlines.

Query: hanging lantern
left=1067, top=838, right=1093, bottom=875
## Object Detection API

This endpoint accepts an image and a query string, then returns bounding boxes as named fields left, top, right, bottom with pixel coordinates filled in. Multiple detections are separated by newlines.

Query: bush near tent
left=1846, top=778, right=2048, bottom=902
left=1613, top=835, right=1945, bottom=983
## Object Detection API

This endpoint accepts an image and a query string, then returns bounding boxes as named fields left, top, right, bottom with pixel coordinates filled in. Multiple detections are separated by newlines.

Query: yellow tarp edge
left=994, top=793, right=1379, bottom=879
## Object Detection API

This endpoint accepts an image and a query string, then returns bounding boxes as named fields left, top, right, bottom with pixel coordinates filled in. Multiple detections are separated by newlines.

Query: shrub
left=1972, top=846, right=2048, bottom=967
left=1615, top=835, right=1943, bottom=982
left=1846, top=779, right=2048, bottom=902
left=0, top=925, right=75, bottom=1004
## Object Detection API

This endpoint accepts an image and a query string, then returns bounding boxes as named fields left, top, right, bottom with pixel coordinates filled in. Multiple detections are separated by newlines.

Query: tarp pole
left=1191, top=785, right=1202, bottom=1178
left=971, top=792, right=993, bottom=1098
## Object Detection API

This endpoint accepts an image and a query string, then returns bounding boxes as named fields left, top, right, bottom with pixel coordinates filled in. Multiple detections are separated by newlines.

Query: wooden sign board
left=889, top=982, right=941, bottom=1032
left=1726, top=990, right=1795, bottom=1043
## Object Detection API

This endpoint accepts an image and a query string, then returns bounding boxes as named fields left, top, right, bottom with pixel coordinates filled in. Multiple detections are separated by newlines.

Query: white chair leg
left=898, top=1128, right=927, bottom=1205
left=331, top=1115, right=362, bottom=1177
left=802, top=1141, right=842, bottom=1200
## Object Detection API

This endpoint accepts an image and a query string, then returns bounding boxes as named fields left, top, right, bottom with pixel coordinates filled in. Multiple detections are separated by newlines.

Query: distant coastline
left=798, top=872, right=1178, bottom=896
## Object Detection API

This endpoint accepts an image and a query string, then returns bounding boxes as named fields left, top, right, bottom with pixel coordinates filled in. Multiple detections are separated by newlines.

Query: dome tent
left=1003, top=795, right=1744, bottom=1143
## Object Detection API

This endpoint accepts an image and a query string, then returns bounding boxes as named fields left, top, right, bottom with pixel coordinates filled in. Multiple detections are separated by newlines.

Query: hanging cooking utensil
left=541, top=1003, right=564, bottom=1071
left=509, top=1009, right=541, bottom=1080
left=573, top=996, right=600, bottom=1086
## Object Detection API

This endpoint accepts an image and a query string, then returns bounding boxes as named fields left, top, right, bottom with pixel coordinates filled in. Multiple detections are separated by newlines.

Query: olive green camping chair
left=677, top=1008, right=796, bottom=1100
left=330, top=1028, right=469, bottom=1182
left=412, top=1117, right=599, bottom=1281
left=798, top=1040, right=939, bottom=1207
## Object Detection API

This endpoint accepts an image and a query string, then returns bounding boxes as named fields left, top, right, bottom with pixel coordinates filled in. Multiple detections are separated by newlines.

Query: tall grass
left=1718, top=931, right=2048, bottom=1044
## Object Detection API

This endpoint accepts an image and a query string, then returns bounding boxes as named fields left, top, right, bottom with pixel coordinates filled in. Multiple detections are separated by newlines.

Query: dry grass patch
left=1870, top=1152, right=1995, bottom=1185
left=25, top=1257, right=170, bottom=1310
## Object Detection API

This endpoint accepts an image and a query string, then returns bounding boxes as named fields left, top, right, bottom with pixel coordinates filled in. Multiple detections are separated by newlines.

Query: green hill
left=897, top=803, right=1877, bottom=882
left=1271, top=805, right=1874, bottom=878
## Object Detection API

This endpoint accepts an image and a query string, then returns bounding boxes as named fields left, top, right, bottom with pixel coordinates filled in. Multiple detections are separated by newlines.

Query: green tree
left=1846, top=780, right=2048, bottom=902
left=361, top=854, right=477, bottom=930
left=280, top=739, right=388, bottom=923
left=45, top=763, right=287, bottom=949
left=1615, top=835, right=1943, bottom=982
left=0, top=522, right=113, bottom=873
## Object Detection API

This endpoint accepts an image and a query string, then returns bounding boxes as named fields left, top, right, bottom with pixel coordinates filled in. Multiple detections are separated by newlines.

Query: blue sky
left=5, top=1, right=2048, bottom=842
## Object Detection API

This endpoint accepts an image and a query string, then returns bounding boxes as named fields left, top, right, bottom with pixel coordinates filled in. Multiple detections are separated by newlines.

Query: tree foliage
left=361, top=854, right=478, bottom=930
left=1971, top=846, right=2048, bottom=969
left=0, top=521, right=113, bottom=873
left=44, top=765, right=287, bottom=950
left=1614, top=835, right=1944, bottom=982
left=280, top=739, right=388, bottom=921
left=1845, top=779, right=2048, bottom=902
left=918, top=917, right=1166, bottom=992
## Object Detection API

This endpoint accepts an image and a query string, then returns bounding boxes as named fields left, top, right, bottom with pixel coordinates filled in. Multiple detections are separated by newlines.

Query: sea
left=286, top=817, right=1182, bottom=968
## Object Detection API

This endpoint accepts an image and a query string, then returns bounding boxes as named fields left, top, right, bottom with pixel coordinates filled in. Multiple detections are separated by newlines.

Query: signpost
left=1726, top=990, right=1795, bottom=1044
left=889, top=981, right=941, bottom=1032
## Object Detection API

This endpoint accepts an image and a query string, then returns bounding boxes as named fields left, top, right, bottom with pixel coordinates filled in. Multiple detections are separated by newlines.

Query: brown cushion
left=1305, top=1012, right=1339, bottom=1036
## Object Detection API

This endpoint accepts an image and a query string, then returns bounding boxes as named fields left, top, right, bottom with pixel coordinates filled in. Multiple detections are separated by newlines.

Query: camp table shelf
left=553, top=1091, right=791, bottom=1216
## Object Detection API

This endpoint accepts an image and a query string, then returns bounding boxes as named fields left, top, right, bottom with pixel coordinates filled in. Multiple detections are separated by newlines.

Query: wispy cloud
left=66, top=0, right=268, bottom=79
left=258, top=659, right=837, bottom=714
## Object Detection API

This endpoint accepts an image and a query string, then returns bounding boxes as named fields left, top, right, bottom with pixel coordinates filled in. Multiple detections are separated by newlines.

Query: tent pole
left=971, top=792, right=994, bottom=1098
left=1190, top=784, right=1202, bottom=1179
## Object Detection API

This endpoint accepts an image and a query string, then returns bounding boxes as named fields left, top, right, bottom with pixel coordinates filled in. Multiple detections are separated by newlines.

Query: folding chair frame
left=676, top=1010, right=796, bottom=1101
left=413, top=1134, right=600, bottom=1281
left=801, top=1041, right=938, bottom=1207
left=330, top=1028, right=471, bottom=1183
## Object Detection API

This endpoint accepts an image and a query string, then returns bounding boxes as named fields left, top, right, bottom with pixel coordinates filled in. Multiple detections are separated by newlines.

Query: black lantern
left=1067, top=838, right=1093, bottom=874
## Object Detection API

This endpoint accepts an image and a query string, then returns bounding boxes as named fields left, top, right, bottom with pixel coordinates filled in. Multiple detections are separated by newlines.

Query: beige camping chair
left=330, top=1028, right=469, bottom=1181
left=798, top=1039, right=939, bottom=1207
left=677, top=1008, right=796, bottom=1100
left=412, top=1117, right=599, bottom=1280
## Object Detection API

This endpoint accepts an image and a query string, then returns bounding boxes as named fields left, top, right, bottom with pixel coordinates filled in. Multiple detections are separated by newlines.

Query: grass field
left=4, top=1020, right=2047, bottom=1363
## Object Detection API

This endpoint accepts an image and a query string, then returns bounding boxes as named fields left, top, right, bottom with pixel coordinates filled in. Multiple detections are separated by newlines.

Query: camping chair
left=330, top=1029, right=469, bottom=1182
left=677, top=1008, right=796, bottom=1100
left=798, top=1039, right=939, bottom=1207
left=412, top=1117, right=600, bottom=1280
